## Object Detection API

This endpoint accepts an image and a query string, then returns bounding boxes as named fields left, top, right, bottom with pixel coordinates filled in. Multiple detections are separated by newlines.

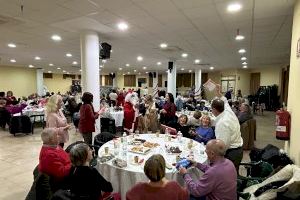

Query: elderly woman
left=238, top=103, right=253, bottom=124
left=46, top=95, right=70, bottom=148
left=68, top=143, right=113, bottom=200
left=126, top=154, right=188, bottom=200
left=175, top=114, right=192, bottom=138
left=191, top=115, right=215, bottom=144
left=144, top=95, right=159, bottom=133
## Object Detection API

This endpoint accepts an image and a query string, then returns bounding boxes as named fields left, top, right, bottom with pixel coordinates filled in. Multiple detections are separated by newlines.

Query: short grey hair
left=70, top=143, right=89, bottom=167
left=208, top=139, right=226, bottom=156
left=41, top=128, right=57, bottom=144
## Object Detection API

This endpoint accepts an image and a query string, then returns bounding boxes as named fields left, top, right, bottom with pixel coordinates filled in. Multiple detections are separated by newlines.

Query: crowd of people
left=1, top=82, right=258, bottom=200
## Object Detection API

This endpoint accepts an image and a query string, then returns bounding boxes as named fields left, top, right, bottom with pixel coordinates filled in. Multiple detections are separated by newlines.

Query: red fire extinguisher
left=275, top=108, right=291, bottom=140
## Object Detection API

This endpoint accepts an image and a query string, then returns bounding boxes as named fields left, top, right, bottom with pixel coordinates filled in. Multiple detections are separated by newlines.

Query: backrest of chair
left=36, top=173, right=53, bottom=200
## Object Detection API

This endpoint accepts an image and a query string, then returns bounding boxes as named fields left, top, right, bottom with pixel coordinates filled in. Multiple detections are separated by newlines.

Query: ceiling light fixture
left=66, top=53, right=72, bottom=57
left=29, top=64, right=34, bottom=68
left=188, top=70, right=192, bottom=73
left=79, top=69, right=82, bottom=72
left=126, top=63, right=130, bottom=67
left=51, top=35, right=62, bottom=41
left=241, top=57, right=247, bottom=61
left=137, top=56, right=143, bottom=61
left=72, top=61, right=78, bottom=65
left=35, top=56, right=41, bottom=60
left=194, top=59, right=201, bottom=64
left=48, top=71, right=52, bottom=73
left=102, top=59, right=107, bottom=63
left=100, top=65, right=103, bottom=68
left=57, top=67, right=61, bottom=70
left=119, top=68, right=123, bottom=70
left=238, top=49, right=246, bottom=54
left=127, top=72, right=130, bottom=74
left=8, top=43, right=16, bottom=48
left=145, top=72, right=149, bottom=74
left=49, top=63, right=54, bottom=66
left=63, top=70, right=66, bottom=73
left=134, top=69, right=137, bottom=72
left=160, top=43, right=168, bottom=48
left=10, top=59, right=16, bottom=63
left=242, top=62, right=247, bottom=65
left=210, top=66, right=214, bottom=70
left=117, top=22, right=129, bottom=31
left=181, top=53, right=188, bottom=58
left=243, top=65, right=248, bottom=69
left=227, top=3, right=242, bottom=12
left=143, top=66, right=147, bottom=70
left=181, top=68, right=185, bottom=71
left=235, top=29, right=245, bottom=40
left=157, top=62, right=162, bottom=65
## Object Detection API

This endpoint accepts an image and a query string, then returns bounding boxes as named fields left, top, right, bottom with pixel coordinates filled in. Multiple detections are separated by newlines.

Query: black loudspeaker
left=153, top=72, right=157, bottom=78
left=168, top=62, right=173, bottom=73
left=100, top=43, right=111, bottom=59
left=148, top=72, right=153, bottom=78
left=109, top=73, right=115, bottom=79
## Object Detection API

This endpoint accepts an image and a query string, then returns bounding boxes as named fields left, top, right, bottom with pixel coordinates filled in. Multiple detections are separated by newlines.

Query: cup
left=104, top=147, right=109, bottom=154
left=156, top=132, right=159, bottom=137
left=168, top=134, right=172, bottom=142
left=187, top=139, right=193, bottom=150
left=134, top=156, right=139, bottom=163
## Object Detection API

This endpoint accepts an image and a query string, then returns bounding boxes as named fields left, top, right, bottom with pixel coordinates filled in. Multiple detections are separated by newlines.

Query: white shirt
left=109, top=92, right=118, bottom=101
left=214, top=96, right=243, bottom=149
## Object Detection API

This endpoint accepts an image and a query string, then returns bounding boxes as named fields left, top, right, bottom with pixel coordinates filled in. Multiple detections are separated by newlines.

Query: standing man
left=210, top=81, right=243, bottom=171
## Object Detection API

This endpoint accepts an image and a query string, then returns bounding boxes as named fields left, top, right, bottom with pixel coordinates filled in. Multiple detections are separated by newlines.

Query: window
left=158, top=75, right=162, bottom=87
left=221, top=75, right=236, bottom=93
left=124, top=75, right=136, bottom=87
left=104, top=75, right=113, bottom=86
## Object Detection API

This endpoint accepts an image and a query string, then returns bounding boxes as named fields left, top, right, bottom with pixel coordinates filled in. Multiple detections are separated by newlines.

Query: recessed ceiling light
left=125, top=63, right=130, bottom=67
left=210, top=66, right=214, bottom=70
left=48, top=71, right=52, bottom=73
left=63, top=70, right=66, bottom=73
left=79, top=69, right=82, bottom=72
left=137, top=56, right=143, bottom=61
left=235, top=35, right=245, bottom=40
left=110, top=49, right=113, bottom=53
left=29, top=64, right=34, bottom=68
left=102, top=59, right=107, bottom=63
left=143, top=66, right=147, bottom=70
left=138, top=72, right=141, bottom=75
left=181, top=68, right=185, bottom=71
left=57, top=67, right=61, bottom=70
left=227, top=3, right=242, bottom=12
left=181, top=53, right=188, bottom=58
left=145, top=71, right=148, bottom=74
left=238, top=49, right=246, bottom=54
left=51, top=35, right=62, bottom=41
left=127, top=72, right=130, bottom=74
left=8, top=43, right=16, bottom=48
left=49, top=63, right=54, bottom=66
left=242, top=62, right=247, bottom=65
left=243, top=65, right=248, bottom=69
left=157, top=62, right=162, bottom=65
left=117, top=22, right=129, bottom=31
left=72, top=61, right=78, bottom=65
left=166, top=70, right=168, bottom=73
left=67, top=72, right=70, bottom=74
left=188, top=70, right=192, bottom=73
left=100, top=65, right=103, bottom=68
left=194, top=59, right=201, bottom=64
left=134, top=69, right=137, bottom=72
left=160, top=43, right=168, bottom=48
left=35, top=56, right=41, bottom=60
left=10, top=59, right=16, bottom=63
left=241, top=57, right=247, bottom=61
left=66, top=53, right=72, bottom=57
left=119, top=68, right=123, bottom=70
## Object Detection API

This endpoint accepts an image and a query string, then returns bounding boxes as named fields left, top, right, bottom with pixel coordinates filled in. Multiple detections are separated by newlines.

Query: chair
left=100, top=118, right=116, bottom=134
left=30, top=114, right=45, bottom=134
left=240, top=119, right=256, bottom=150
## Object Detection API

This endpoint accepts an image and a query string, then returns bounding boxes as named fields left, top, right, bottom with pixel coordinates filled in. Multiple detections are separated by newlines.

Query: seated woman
left=69, top=143, right=113, bottom=200
left=238, top=103, right=253, bottom=124
left=126, top=154, right=188, bottom=200
left=0, top=98, right=11, bottom=129
left=174, top=115, right=192, bottom=138
left=191, top=115, right=215, bottom=144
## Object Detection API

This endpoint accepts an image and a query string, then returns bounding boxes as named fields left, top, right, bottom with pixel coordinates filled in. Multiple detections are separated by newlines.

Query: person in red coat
left=38, top=128, right=71, bottom=181
left=79, top=92, right=103, bottom=145
left=123, top=92, right=139, bottom=133
left=116, top=90, right=125, bottom=106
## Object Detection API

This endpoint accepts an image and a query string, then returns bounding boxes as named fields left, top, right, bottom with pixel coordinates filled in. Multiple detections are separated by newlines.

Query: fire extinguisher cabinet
left=275, top=109, right=291, bottom=140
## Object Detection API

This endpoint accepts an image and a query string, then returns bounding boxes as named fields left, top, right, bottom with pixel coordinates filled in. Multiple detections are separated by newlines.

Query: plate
left=128, top=146, right=151, bottom=154
left=143, top=141, right=160, bottom=148
left=165, top=145, right=182, bottom=154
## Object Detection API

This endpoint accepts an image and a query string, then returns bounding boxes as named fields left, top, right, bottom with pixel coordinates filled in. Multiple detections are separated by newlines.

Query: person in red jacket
left=38, top=128, right=71, bottom=181
left=79, top=92, right=103, bottom=145
left=123, top=92, right=139, bottom=133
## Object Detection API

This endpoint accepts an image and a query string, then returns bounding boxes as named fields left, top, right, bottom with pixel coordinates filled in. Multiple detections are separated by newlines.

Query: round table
left=96, top=134, right=207, bottom=199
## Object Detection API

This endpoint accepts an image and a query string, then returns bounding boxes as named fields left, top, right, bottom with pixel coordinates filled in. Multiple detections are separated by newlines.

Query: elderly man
left=238, top=103, right=253, bottom=124
left=211, top=83, right=243, bottom=171
left=38, top=127, right=71, bottom=181
left=179, top=139, right=237, bottom=200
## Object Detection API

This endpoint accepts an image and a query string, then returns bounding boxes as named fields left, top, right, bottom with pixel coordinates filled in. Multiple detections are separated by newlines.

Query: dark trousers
left=82, top=132, right=93, bottom=145
left=225, top=147, right=243, bottom=173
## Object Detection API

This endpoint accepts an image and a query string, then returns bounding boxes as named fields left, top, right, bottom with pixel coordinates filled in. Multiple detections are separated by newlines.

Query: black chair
left=30, top=114, right=45, bottom=134
left=100, top=118, right=116, bottom=134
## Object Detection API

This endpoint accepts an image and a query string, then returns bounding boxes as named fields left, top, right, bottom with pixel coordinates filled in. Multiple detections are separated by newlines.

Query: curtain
left=250, top=73, right=260, bottom=95
left=124, top=75, right=136, bottom=87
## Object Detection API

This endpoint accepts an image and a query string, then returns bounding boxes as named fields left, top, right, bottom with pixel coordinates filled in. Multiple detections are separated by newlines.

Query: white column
left=195, top=69, right=202, bottom=97
left=36, top=68, right=44, bottom=96
left=80, top=30, right=100, bottom=138
left=153, top=71, right=158, bottom=96
left=167, top=62, right=176, bottom=97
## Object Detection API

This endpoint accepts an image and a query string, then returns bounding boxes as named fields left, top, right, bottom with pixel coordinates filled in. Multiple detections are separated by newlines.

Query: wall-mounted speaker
left=168, top=62, right=173, bottom=73
left=148, top=72, right=153, bottom=78
left=100, top=42, right=111, bottom=59
left=153, top=72, right=157, bottom=78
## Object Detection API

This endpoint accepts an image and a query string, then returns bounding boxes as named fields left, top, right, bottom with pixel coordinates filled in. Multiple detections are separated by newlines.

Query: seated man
left=38, top=128, right=71, bottom=181
left=179, top=139, right=237, bottom=200
left=237, top=103, right=253, bottom=124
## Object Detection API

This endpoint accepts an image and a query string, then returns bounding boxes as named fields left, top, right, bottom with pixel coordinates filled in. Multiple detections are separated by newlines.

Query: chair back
left=241, top=119, right=256, bottom=150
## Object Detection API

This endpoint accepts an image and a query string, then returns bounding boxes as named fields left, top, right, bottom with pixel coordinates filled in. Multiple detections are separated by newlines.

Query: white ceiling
left=0, top=0, right=295, bottom=74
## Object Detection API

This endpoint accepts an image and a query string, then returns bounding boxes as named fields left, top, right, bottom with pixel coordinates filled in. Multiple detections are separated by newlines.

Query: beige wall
left=43, top=74, right=73, bottom=94
left=0, top=65, right=37, bottom=97
left=286, top=0, right=300, bottom=165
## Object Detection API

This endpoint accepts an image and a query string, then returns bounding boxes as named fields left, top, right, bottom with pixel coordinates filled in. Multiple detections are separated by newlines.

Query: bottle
left=122, top=132, right=127, bottom=144
left=165, top=128, right=169, bottom=141
left=122, top=132, right=127, bottom=158
left=177, top=131, right=182, bottom=143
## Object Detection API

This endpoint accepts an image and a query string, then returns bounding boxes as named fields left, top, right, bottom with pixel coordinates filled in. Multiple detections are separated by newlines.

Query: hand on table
left=187, top=158, right=197, bottom=167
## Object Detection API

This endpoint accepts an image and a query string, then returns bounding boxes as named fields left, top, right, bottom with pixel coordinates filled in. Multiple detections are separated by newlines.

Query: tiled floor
left=0, top=111, right=284, bottom=199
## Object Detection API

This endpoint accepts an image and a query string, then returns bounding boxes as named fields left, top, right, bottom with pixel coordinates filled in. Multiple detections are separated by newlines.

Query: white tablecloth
left=96, top=134, right=207, bottom=199
left=110, top=111, right=124, bottom=127
left=13, top=107, right=46, bottom=122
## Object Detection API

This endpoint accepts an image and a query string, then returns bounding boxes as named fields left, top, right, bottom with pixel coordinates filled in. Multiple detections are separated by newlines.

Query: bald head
left=206, top=139, right=226, bottom=157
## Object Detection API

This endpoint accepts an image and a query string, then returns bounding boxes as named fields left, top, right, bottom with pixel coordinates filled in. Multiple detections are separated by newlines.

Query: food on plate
left=143, top=141, right=159, bottom=148
left=165, top=145, right=182, bottom=154
left=98, top=155, right=114, bottom=163
left=131, top=146, right=143, bottom=152
left=112, top=158, right=127, bottom=168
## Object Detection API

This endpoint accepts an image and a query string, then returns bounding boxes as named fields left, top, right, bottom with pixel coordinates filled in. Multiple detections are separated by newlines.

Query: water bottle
left=165, top=128, right=169, bottom=141
left=177, top=131, right=182, bottom=143
left=122, top=132, right=127, bottom=158
left=122, top=132, right=127, bottom=144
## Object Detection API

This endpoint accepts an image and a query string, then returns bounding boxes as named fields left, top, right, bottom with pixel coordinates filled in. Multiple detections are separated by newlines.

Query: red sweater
left=126, top=181, right=188, bottom=200
left=38, top=145, right=71, bottom=181
left=79, top=104, right=99, bottom=133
